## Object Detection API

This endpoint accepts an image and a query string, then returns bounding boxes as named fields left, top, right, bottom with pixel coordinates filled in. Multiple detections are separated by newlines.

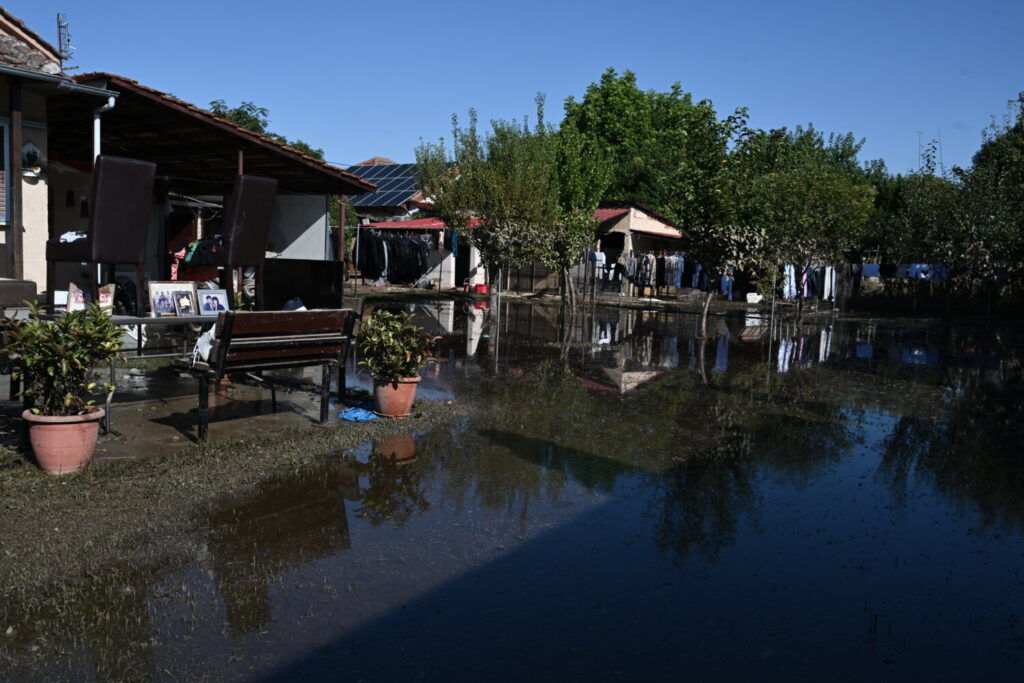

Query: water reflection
left=355, top=434, right=430, bottom=527
left=206, top=463, right=355, bottom=635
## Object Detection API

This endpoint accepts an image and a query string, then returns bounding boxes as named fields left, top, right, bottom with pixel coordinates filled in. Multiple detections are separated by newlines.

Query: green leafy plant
left=1, top=302, right=122, bottom=416
left=357, top=310, right=437, bottom=380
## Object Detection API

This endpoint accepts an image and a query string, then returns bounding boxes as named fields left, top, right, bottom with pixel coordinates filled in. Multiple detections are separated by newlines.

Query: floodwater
left=4, top=299, right=1024, bottom=681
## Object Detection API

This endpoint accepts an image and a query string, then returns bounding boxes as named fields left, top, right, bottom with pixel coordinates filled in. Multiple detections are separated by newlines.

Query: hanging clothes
left=783, top=265, right=797, bottom=300
left=720, top=266, right=735, bottom=301
left=822, top=266, right=835, bottom=301
left=691, top=263, right=704, bottom=289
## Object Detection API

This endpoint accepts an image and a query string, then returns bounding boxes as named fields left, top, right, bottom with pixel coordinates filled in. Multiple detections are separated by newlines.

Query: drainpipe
left=93, top=96, right=115, bottom=160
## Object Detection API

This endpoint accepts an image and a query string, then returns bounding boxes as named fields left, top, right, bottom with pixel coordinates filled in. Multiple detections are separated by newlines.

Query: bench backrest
left=209, top=309, right=358, bottom=378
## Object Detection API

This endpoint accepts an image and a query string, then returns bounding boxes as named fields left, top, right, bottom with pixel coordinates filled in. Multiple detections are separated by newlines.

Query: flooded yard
left=2, top=300, right=1023, bottom=681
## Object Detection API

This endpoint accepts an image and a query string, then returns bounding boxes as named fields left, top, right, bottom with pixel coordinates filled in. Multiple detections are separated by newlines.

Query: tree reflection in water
left=881, top=367, right=1024, bottom=530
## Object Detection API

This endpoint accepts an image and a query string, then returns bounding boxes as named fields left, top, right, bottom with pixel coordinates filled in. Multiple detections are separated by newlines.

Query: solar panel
left=345, top=163, right=422, bottom=207
left=361, top=166, right=388, bottom=180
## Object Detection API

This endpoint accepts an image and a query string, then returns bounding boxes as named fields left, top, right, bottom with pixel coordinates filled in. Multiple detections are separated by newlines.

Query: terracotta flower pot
left=372, top=376, right=420, bottom=418
left=22, top=409, right=105, bottom=475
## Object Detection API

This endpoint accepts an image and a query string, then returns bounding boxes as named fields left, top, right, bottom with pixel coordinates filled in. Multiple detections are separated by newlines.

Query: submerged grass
left=0, top=398, right=470, bottom=599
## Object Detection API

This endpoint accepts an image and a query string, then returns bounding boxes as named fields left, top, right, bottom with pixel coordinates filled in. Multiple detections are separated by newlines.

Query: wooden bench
left=175, top=309, right=359, bottom=441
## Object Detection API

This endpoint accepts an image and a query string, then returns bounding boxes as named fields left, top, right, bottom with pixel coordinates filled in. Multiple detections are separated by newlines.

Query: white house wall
left=268, top=194, right=329, bottom=260
left=20, top=123, right=48, bottom=289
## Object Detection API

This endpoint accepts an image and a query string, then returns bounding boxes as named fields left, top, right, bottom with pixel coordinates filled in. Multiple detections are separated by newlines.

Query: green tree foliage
left=208, top=99, right=325, bottom=160
left=730, top=125, right=876, bottom=317
left=885, top=145, right=961, bottom=268
left=417, top=96, right=611, bottom=305
left=956, top=93, right=1024, bottom=280
left=562, top=68, right=743, bottom=228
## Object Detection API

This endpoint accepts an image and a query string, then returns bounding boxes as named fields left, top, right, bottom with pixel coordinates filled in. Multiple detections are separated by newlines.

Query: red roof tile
left=594, top=207, right=629, bottom=223
left=354, top=156, right=399, bottom=166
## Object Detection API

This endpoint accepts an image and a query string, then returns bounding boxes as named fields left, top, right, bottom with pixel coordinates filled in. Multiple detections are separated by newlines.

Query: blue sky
left=13, top=0, right=1023, bottom=175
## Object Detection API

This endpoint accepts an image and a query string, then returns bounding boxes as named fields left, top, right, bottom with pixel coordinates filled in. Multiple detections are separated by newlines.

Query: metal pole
left=339, top=196, right=347, bottom=305
left=9, top=79, right=23, bottom=279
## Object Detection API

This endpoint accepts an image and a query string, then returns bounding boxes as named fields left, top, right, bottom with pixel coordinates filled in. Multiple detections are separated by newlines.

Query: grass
left=0, top=397, right=470, bottom=598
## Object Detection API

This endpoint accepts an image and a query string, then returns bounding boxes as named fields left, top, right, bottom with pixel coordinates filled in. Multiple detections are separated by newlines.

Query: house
left=46, top=72, right=374, bottom=308
left=0, top=8, right=376, bottom=310
left=592, top=201, right=684, bottom=254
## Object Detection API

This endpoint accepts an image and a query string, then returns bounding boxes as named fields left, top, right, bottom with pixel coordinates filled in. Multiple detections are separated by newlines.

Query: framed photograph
left=148, top=281, right=181, bottom=317
left=173, top=286, right=198, bottom=316
left=98, top=283, right=116, bottom=315
left=67, top=282, right=91, bottom=312
left=198, top=289, right=229, bottom=316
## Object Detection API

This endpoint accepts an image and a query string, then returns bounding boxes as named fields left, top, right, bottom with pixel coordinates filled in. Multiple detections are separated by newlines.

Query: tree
left=208, top=99, right=325, bottom=160
left=564, top=69, right=763, bottom=327
left=562, top=68, right=742, bottom=225
left=209, top=99, right=270, bottom=133
left=544, top=113, right=612, bottom=306
left=417, top=97, right=611, bottom=305
left=956, top=93, right=1024, bottom=286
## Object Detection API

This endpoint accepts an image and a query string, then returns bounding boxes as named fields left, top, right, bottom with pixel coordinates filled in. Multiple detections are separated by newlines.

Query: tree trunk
left=562, top=267, right=577, bottom=308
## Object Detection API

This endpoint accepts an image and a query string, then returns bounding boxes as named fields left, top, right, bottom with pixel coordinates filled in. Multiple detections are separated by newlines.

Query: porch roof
left=46, top=73, right=376, bottom=196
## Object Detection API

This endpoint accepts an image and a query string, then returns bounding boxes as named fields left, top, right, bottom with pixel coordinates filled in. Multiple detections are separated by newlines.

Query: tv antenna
left=56, top=13, right=77, bottom=71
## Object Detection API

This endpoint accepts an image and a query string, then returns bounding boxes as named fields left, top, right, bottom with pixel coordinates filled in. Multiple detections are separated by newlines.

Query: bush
left=357, top=310, right=437, bottom=380
left=2, top=303, right=122, bottom=415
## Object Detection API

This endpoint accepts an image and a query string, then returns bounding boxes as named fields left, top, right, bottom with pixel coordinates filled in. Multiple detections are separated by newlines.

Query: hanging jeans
left=691, top=263, right=703, bottom=289
left=783, top=265, right=796, bottom=299
left=720, top=267, right=734, bottom=301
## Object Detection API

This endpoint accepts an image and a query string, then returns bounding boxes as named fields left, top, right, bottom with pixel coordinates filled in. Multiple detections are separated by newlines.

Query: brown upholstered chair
left=214, top=175, right=278, bottom=309
left=46, top=155, right=157, bottom=316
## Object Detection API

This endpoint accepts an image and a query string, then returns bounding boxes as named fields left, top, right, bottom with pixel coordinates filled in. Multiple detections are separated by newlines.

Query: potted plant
left=2, top=303, right=122, bottom=475
left=358, top=310, right=437, bottom=418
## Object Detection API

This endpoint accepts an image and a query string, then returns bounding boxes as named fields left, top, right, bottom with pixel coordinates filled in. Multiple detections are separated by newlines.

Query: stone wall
left=0, top=34, right=60, bottom=75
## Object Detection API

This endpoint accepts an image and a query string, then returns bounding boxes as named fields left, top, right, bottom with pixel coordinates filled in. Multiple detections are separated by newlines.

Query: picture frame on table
left=148, top=281, right=182, bottom=317
left=67, top=282, right=91, bottom=312
left=172, top=285, right=198, bottom=316
left=98, top=283, right=116, bottom=315
left=199, top=289, right=230, bottom=316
